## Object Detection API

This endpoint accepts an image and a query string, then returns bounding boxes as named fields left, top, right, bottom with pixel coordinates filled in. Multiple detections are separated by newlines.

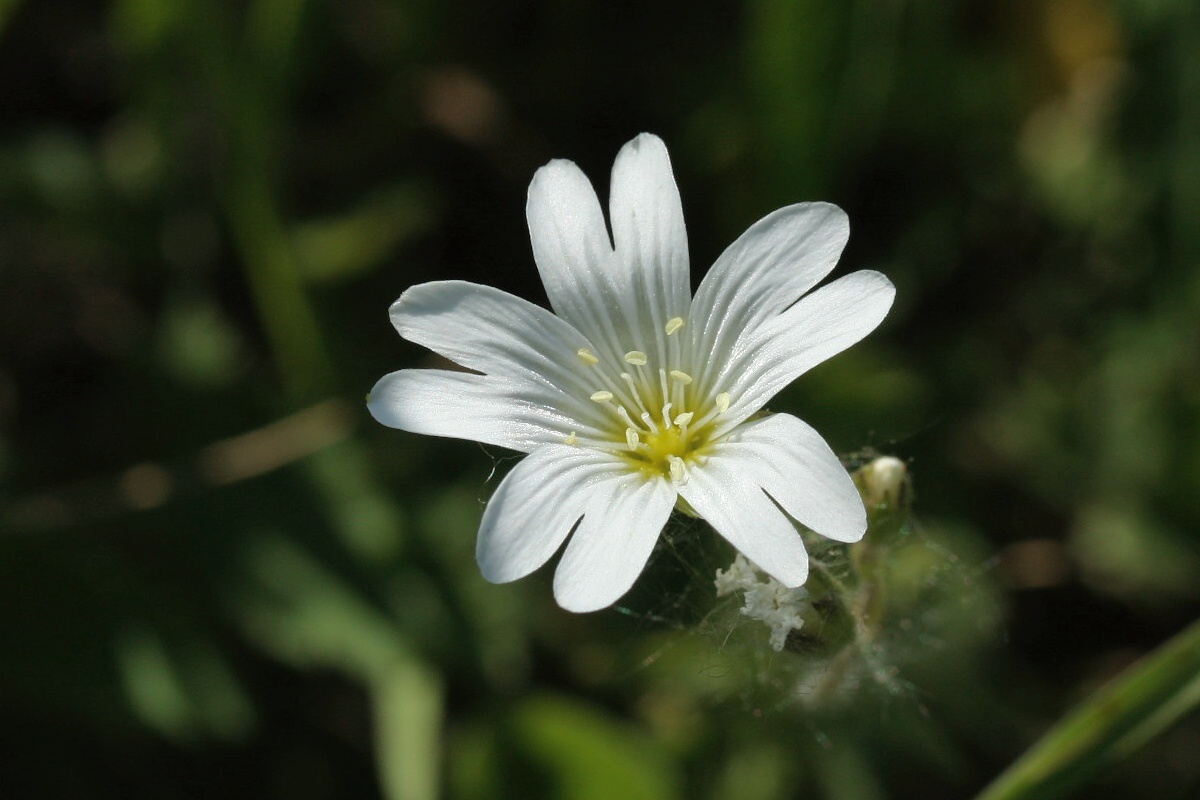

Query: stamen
left=668, top=455, right=688, bottom=484
left=625, top=428, right=640, bottom=451
left=669, top=370, right=693, bottom=385
left=662, top=402, right=673, bottom=428
left=665, top=317, right=685, bottom=335
left=563, top=431, right=578, bottom=446
left=640, top=411, right=659, bottom=432
left=673, top=411, right=694, bottom=427
left=576, top=348, right=599, bottom=365
left=590, top=390, right=613, bottom=403
left=619, top=373, right=654, bottom=419
left=623, top=351, right=648, bottom=366
left=715, top=392, right=730, bottom=413
left=616, top=406, right=638, bottom=429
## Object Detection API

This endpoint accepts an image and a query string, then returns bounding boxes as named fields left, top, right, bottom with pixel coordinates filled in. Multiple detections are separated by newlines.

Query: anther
left=665, top=317, right=685, bottom=335
left=669, top=370, right=693, bottom=385
left=668, top=455, right=688, bottom=484
left=715, top=392, right=730, bottom=413
left=563, top=431, right=578, bottom=446
left=623, top=351, right=648, bottom=366
left=576, top=348, right=599, bottom=365
left=673, top=411, right=694, bottom=427
left=625, top=428, right=640, bottom=451
left=590, top=390, right=613, bottom=403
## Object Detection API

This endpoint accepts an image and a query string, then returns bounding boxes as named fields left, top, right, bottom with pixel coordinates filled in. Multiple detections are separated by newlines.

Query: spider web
left=604, top=485, right=999, bottom=725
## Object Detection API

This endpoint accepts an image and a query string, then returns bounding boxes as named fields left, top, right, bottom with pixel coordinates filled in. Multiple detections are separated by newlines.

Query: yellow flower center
left=623, top=418, right=708, bottom=482
left=564, top=317, right=732, bottom=485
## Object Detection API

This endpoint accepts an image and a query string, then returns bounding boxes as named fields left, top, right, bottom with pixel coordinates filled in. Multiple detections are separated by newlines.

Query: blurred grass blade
left=513, top=695, right=682, bottom=800
left=239, top=536, right=442, bottom=800
left=373, top=658, right=443, bottom=800
left=976, top=617, right=1200, bottom=800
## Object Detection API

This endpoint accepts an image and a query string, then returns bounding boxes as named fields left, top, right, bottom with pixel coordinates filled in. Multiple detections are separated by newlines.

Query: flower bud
left=856, top=456, right=908, bottom=511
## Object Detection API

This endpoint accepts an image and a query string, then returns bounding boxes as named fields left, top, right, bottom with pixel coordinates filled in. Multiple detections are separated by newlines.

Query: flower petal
left=688, top=202, right=849, bottom=383
left=718, top=269, right=895, bottom=426
left=389, top=280, right=604, bottom=424
left=717, top=413, right=866, bottom=543
left=367, top=369, right=570, bottom=453
left=477, top=444, right=619, bottom=584
left=677, top=458, right=810, bottom=588
left=552, top=472, right=676, bottom=613
left=526, top=158, right=626, bottom=359
left=609, top=133, right=691, bottom=335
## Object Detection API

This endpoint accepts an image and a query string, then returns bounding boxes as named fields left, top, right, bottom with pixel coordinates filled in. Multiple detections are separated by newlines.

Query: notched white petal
left=678, top=459, right=810, bottom=588
left=609, top=133, right=692, bottom=338
left=368, top=369, right=564, bottom=453
left=717, top=413, right=867, bottom=544
left=477, top=445, right=616, bottom=584
left=526, top=159, right=617, bottom=337
left=690, top=202, right=850, bottom=372
left=388, top=280, right=595, bottom=402
left=722, top=269, right=896, bottom=423
left=552, top=473, right=676, bottom=612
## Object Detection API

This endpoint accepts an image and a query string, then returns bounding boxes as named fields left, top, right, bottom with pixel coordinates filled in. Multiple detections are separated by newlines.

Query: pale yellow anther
left=715, top=392, right=731, bottom=413
left=623, top=351, right=648, bottom=366
left=625, top=428, right=640, bottom=451
left=673, top=411, right=694, bottom=427
left=665, top=317, right=685, bottom=335
left=576, top=348, right=599, bottom=365
left=563, top=431, right=578, bottom=446
left=669, top=370, right=693, bottom=385
left=590, top=390, right=614, bottom=403
left=668, top=455, right=688, bottom=484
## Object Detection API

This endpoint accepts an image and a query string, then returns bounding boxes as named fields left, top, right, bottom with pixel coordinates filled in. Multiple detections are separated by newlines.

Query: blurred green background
left=2, top=0, right=1199, bottom=797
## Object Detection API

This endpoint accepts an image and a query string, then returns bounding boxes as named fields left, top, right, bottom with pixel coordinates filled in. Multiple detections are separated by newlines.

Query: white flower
left=368, top=134, right=895, bottom=613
